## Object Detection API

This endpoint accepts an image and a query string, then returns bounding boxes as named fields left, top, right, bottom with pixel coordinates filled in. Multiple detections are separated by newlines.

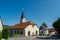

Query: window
left=36, top=31, right=38, bottom=35
left=15, top=30, right=16, bottom=34
left=20, top=31, right=23, bottom=35
left=10, top=30, right=13, bottom=34
left=17, top=30, right=19, bottom=34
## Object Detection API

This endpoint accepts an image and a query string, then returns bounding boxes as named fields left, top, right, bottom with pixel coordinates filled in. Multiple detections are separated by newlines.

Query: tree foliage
left=2, top=28, right=9, bottom=39
left=42, top=22, right=48, bottom=28
left=40, top=26, right=43, bottom=29
left=52, top=18, right=60, bottom=34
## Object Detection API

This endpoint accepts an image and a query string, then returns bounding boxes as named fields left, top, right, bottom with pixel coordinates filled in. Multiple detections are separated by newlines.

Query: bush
left=0, top=32, right=2, bottom=40
left=2, top=28, right=9, bottom=39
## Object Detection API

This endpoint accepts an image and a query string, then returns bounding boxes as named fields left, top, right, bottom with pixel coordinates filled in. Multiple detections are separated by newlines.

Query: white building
left=42, top=29, right=49, bottom=35
left=9, top=10, right=39, bottom=36
left=0, top=17, right=3, bottom=32
left=40, top=28, right=49, bottom=36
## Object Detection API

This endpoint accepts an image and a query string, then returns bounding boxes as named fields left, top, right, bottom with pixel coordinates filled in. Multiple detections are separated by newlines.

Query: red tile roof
left=48, top=28, right=56, bottom=32
left=9, top=21, right=35, bottom=29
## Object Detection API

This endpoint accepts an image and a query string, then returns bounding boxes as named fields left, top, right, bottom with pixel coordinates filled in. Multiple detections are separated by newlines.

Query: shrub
left=0, top=32, right=2, bottom=40
left=2, top=28, right=9, bottom=39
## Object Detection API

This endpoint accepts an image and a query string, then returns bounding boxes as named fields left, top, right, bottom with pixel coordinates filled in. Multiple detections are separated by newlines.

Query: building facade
left=9, top=10, right=39, bottom=36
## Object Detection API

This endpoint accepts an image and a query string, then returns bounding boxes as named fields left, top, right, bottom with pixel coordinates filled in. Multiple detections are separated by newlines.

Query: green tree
left=2, top=28, right=9, bottom=39
left=40, top=26, right=43, bottom=30
left=52, top=18, right=60, bottom=34
left=42, top=22, right=48, bottom=28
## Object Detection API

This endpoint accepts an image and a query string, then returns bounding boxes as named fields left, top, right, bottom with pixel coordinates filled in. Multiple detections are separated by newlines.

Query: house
left=9, top=10, right=39, bottom=36
left=39, top=26, right=49, bottom=36
left=40, top=28, right=49, bottom=36
left=0, top=17, right=3, bottom=32
left=47, top=28, right=57, bottom=35
left=40, top=28, right=57, bottom=36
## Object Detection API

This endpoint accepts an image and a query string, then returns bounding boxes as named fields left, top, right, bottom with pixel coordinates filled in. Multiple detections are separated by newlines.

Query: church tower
left=20, top=10, right=26, bottom=23
left=0, top=17, right=3, bottom=32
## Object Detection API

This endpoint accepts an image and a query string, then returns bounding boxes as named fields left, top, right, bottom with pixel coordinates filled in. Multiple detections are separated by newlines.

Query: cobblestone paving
left=8, top=37, right=59, bottom=40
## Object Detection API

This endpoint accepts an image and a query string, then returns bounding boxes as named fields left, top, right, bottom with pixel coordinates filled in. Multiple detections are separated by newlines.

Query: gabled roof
left=9, top=21, right=36, bottom=29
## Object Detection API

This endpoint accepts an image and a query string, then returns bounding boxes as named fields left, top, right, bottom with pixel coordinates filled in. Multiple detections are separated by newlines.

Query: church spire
left=20, top=9, right=26, bottom=23
left=21, top=10, right=25, bottom=19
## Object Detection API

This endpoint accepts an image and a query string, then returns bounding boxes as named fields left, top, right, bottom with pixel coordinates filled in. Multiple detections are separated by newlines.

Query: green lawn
left=12, top=34, right=24, bottom=38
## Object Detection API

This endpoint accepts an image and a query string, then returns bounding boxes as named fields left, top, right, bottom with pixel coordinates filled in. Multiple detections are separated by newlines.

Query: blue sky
left=0, top=0, right=60, bottom=28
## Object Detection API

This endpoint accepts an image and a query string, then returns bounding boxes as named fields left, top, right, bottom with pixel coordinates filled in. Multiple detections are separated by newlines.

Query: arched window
left=10, top=30, right=13, bottom=34
left=15, top=30, right=16, bottom=34
left=21, top=31, right=23, bottom=35
left=36, top=31, right=38, bottom=35
left=17, top=30, right=19, bottom=34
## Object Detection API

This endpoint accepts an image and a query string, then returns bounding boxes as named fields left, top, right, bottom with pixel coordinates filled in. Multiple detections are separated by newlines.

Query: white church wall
left=25, top=25, right=39, bottom=36
left=34, top=25, right=39, bottom=35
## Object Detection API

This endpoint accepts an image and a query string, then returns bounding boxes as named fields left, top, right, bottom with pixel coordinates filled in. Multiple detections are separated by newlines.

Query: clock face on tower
left=22, top=18, right=26, bottom=23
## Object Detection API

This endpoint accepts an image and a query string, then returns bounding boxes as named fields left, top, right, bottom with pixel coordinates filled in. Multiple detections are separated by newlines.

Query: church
left=9, top=10, right=39, bottom=36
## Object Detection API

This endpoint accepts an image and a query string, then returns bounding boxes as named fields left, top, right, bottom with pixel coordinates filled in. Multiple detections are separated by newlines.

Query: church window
left=17, top=30, right=19, bottom=34
left=10, top=30, right=13, bottom=34
left=20, top=31, right=23, bottom=35
left=36, top=31, right=38, bottom=35
left=15, top=30, right=16, bottom=34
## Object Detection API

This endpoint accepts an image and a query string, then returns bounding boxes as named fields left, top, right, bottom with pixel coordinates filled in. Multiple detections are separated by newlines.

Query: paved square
left=8, top=37, right=58, bottom=40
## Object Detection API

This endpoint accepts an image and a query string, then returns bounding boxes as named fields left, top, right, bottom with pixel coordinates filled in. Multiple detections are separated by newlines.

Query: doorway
left=28, top=31, right=30, bottom=36
left=36, top=31, right=38, bottom=35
